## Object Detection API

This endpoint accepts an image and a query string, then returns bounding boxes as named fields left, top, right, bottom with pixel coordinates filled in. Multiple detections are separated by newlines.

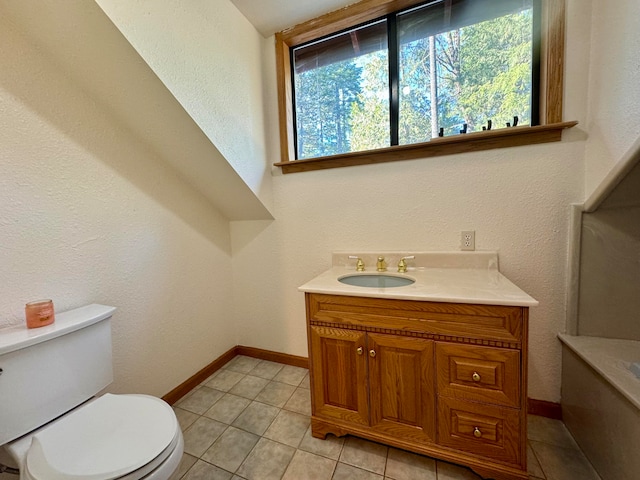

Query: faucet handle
left=397, top=255, right=415, bottom=273
left=348, top=255, right=365, bottom=271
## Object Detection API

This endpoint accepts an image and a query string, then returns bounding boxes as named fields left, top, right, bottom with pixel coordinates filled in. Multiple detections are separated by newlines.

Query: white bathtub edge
left=558, top=333, right=640, bottom=411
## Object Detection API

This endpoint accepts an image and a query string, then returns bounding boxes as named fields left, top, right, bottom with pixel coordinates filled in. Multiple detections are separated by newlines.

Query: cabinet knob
left=356, top=347, right=363, bottom=355
left=369, top=349, right=376, bottom=358
left=473, top=427, right=482, bottom=438
left=472, top=372, right=481, bottom=382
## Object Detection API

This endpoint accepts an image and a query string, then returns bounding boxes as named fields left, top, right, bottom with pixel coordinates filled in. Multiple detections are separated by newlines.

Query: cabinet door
left=368, top=334, right=435, bottom=444
left=309, top=326, right=369, bottom=426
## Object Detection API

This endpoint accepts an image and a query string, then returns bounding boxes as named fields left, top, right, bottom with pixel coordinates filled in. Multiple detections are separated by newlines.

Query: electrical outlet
left=461, top=230, right=475, bottom=251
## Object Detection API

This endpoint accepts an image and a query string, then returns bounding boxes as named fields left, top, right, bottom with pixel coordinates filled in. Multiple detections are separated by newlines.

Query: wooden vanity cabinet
left=306, top=293, right=529, bottom=480
left=310, top=326, right=436, bottom=444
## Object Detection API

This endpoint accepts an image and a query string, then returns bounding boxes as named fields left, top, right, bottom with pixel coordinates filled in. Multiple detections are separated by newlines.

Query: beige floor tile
left=229, top=375, right=270, bottom=400
left=255, top=380, right=296, bottom=407
left=182, top=417, right=228, bottom=457
left=232, top=400, right=280, bottom=435
left=249, top=360, right=285, bottom=380
left=174, top=407, right=200, bottom=431
left=176, top=453, right=197, bottom=479
left=530, top=440, right=601, bottom=480
left=204, top=393, right=251, bottom=424
left=282, top=449, right=337, bottom=480
left=205, top=369, right=247, bottom=392
left=202, top=426, right=260, bottom=473
left=283, top=387, right=311, bottom=416
left=300, top=372, right=311, bottom=389
left=435, top=460, right=482, bottom=479
left=299, top=426, right=345, bottom=460
left=182, top=459, right=232, bottom=480
left=527, top=415, right=579, bottom=449
left=171, top=360, right=601, bottom=480
left=273, top=365, right=308, bottom=386
left=176, top=386, right=225, bottom=415
left=527, top=443, right=545, bottom=478
left=339, top=436, right=388, bottom=475
left=236, top=437, right=296, bottom=480
left=385, top=447, right=436, bottom=480
left=225, top=355, right=262, bottom=374
left=332, top=462, right=383, bottom=480
left=263, top=410, right=310, bottom=448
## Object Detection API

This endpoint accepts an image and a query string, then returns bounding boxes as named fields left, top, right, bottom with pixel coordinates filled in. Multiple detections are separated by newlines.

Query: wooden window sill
left=274, top=121, right=578, bottom=174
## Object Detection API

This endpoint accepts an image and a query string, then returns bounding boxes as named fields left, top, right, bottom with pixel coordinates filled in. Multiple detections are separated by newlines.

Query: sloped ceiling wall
left=1, top=0, right=273, bottom=221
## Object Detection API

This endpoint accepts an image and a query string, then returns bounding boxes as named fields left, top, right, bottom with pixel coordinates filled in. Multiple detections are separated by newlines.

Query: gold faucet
left=376, top=256, right=387, bottom=272
left=397, top=255, right=415, bottom=273
left=349, top=255, right=365, bottom=271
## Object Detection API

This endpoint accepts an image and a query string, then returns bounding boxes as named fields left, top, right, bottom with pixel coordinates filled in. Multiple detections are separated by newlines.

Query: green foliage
left=294, top=9, right=534, bottom=158
left=294, top=60, right=362, bottom=159
left=399, top=39, right=433, bottom=144
left=455, top=11, right=533, bottom=131
left=350, top=52, right=390, bottom=152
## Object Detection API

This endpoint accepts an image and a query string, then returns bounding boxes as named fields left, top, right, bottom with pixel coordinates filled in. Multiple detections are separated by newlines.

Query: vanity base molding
left=306, top=293, right=529, bottom=480
left=311, top=417, right=527, bottom=480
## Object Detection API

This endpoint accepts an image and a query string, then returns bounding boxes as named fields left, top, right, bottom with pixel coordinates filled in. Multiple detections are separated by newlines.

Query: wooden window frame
left=274, top=0, right=576, bottom=174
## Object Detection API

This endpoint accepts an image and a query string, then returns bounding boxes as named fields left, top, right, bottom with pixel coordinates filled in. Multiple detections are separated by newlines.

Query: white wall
left=0, top=17, right=237, bottom=397
left=583, top=0, right=640, bottom=197
left=233, top=146, right=584, bottom=403
left=95, top=0, right=274, bottom=213
left=232, top=0, right=595, bottom=403
left=3, top=0, right=635, bottom=406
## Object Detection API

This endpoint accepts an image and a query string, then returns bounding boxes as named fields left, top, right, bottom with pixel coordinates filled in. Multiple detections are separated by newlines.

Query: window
left=293, top=20, right=390, bottom=159
left=275, top=0, right=574, bottom=173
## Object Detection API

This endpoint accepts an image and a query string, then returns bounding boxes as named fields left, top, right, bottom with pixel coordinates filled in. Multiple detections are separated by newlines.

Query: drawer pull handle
left=472, top=372, right=481, bottom=382
left=369, top=350, right=376, bottom=358
left=473, top=427, right=482, bottom=438
left=356, top=347, right=363, bottom=355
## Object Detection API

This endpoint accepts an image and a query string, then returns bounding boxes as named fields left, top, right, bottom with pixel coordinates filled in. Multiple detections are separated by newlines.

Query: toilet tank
left=0, top=304, right=115, bottom=445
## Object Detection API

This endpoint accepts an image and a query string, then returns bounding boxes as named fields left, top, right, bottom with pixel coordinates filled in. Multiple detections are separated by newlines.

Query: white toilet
left=0, top=304, right=184, bottom=480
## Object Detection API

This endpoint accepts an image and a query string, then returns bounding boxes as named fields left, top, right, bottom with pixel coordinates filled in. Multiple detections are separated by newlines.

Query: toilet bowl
left=4, top=394, right=183, bottom=480
left=0, top=305, right=184, bottom=480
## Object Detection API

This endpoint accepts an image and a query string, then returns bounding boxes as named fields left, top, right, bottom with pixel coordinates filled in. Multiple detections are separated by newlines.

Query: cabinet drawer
left=438, top=397, right=522, bottom=466
left=436, top=343, right=520, bottom=407
left=307, top=294, right=523, bottom=344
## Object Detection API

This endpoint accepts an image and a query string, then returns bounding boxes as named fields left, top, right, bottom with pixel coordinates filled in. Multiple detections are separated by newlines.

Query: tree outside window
left=292, top=0, right=538, bottom=161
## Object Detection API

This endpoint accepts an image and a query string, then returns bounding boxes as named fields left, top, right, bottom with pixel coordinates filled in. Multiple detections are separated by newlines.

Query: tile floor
left=173, top=355, right=602, bottom=480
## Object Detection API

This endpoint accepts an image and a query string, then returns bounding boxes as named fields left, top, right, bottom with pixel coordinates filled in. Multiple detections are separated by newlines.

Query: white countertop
left=559, top=334, right=640, bottom=410
left=298, top=252, right=538, bottom=307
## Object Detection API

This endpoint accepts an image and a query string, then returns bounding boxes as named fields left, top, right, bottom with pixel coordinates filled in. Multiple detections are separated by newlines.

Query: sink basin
left=338, top=274, right=415, bottom=288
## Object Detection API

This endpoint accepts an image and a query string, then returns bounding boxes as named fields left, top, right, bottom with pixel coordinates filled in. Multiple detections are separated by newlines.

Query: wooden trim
left=527, top=398, right=563, bottom=419
left=520, top=306, right=530, bottom=468
left=276, top=122, right=577, bottom=173
left=162, top=346, right=238, bottom=405
left=275, top=0, right=572, bottom=170
left=312, top=416, right=529, bottom=480
left=280, top=0, right=424, bottom=46
left=163, top=343, right=560, bottom=421
left=235, top=345, right=310, bottom=369
left=275, top=33, right=295, bottom=164
left=162, top=346, right=308, bottom=405
left=545, top=0, right=566, bottom=123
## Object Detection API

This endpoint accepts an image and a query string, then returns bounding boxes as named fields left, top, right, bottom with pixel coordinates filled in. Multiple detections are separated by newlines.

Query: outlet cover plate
left=461, top=231, right=475, bottom=251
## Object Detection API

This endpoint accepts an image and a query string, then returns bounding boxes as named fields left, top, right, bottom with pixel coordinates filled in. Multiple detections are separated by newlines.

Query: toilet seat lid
left=26, top=393, right=177, bottom=480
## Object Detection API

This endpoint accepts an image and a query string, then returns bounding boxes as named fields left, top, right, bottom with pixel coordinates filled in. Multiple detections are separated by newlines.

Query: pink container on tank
left=25, top=299, right=55, bottom=328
